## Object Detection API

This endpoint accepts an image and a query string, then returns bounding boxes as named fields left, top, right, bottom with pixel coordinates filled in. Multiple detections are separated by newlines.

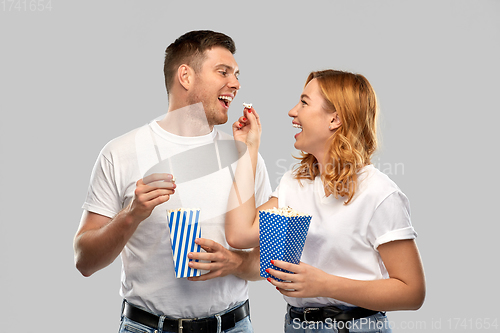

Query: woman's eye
left=301, top=100, right=307, bottom=105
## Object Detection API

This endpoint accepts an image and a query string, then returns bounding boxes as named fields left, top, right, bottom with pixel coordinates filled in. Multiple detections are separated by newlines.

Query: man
left=74, top=30, right=271, bottom=333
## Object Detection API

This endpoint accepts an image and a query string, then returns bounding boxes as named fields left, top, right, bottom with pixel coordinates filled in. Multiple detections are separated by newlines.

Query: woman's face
left=288, top=78, right=340, bottom=159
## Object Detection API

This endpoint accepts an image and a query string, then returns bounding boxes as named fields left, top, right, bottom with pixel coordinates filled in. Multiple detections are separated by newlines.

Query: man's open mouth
left=218, top=95, right=233, bottom=108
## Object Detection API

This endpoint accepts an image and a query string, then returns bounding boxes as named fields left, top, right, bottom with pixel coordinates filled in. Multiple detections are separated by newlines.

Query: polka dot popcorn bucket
left=259, top=208, right=312, bottom=280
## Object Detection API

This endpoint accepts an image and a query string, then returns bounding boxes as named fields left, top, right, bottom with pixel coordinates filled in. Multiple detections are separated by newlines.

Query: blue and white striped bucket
left=167, top=209, right=202, bottom=278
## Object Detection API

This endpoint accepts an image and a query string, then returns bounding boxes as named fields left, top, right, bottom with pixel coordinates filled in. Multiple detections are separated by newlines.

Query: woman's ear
left=177, top=64, right=194, bottom=90
left=329, top=112, right=342, bottom=131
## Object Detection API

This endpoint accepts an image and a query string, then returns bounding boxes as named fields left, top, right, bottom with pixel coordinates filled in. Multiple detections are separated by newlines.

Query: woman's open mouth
left=293, top=122, right=302, bottom=138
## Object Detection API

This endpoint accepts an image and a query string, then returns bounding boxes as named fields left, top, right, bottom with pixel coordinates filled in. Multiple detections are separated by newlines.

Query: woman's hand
left=232, top=106, right=261, bottom=150
left=266, top=260, right=331, bottom=298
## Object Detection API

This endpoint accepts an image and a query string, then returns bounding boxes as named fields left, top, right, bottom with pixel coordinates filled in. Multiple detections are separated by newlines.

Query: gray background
left=1, top=0, right=499, bottom=332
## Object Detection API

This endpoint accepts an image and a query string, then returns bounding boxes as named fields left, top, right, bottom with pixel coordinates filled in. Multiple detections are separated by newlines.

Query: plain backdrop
left=1, top=1, right=499, bottom=332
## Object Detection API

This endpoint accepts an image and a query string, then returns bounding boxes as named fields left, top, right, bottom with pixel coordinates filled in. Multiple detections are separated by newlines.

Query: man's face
left=187, top=46, right=240, bottom=126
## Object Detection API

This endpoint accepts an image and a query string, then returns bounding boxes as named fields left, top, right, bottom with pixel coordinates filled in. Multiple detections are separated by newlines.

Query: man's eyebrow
left=216, top=64, right=239, bottom=74
left=215, top=64, right=240, bottom=77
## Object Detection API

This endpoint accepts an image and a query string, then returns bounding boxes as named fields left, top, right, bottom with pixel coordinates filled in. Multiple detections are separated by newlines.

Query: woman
left=227, top=70, right=425, bottom=333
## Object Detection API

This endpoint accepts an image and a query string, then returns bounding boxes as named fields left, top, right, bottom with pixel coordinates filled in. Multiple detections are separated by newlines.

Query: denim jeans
left=118, top=301, right=253, bottom=333
left=284, top=306, right=392, bottom=333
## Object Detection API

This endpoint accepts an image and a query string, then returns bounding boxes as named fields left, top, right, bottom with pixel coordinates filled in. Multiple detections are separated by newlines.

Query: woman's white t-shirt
left=271, top=165, right=417, bottom=308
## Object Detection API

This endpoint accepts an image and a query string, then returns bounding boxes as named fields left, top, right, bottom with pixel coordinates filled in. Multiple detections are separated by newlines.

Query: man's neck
left=157, top=102, right=214, bottom=137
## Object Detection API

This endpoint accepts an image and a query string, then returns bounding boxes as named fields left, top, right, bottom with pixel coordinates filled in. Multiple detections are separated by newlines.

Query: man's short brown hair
left=164, top=30, right=236, bottom=94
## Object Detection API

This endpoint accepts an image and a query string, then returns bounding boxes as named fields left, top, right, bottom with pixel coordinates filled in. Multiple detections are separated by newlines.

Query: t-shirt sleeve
left=270, top=182, right=280, bottom=199
left=254, top=153, right=273, bottom=206
left=81, top=150, right=122, bottom=218
left=367, top=190, right=417, bottom=249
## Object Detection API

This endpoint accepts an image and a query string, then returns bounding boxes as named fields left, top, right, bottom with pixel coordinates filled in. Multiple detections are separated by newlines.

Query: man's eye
left=220, top=71, right=228, bottom=76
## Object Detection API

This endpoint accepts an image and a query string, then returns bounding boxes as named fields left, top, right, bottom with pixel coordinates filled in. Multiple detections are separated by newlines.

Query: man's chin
left=211, top=112, right=228, bottom=126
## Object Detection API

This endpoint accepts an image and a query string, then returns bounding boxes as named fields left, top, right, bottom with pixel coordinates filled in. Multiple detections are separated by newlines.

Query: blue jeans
left=118, top=301, right=253, bottom=333
left=284, top=306, right=392, bottom=333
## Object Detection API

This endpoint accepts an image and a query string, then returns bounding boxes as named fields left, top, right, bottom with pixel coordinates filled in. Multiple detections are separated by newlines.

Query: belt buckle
left=303, top=307, right=320, bottom=322
left=178, top=318, right=193, bottom=333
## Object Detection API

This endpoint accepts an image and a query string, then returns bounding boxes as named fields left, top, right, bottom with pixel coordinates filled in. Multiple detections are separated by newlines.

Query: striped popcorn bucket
left=167, top=209, right=202, bottom=278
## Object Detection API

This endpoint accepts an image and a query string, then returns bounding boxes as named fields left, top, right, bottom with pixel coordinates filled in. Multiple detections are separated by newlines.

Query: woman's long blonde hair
left=293, top=70, right=378, bottom=204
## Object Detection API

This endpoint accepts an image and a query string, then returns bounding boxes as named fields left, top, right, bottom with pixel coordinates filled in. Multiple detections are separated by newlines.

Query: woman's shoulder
left=276, top=170, right=317, bottom=195
left=358, top=164, right=403, bottom=198
left=280, top=169, right=313, bottom=183
left=276, top=170, right=294, bottom=187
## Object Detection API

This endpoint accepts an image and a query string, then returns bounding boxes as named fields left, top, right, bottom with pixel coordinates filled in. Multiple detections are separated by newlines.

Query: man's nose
left=227, top=74, right=241, bottom=91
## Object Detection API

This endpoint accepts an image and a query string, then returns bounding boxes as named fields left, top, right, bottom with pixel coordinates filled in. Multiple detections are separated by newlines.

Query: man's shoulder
left=100, top=123, right=150, bottom=157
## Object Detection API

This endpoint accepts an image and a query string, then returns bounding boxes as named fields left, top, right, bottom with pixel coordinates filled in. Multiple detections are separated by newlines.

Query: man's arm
left=232, top=246, right=263, bottom=281
left=74, top=210, right=132, bottom=277
left=74, top=174, right=175, bottom=277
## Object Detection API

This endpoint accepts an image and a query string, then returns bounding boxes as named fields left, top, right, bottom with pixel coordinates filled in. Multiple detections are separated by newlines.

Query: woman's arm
left=226, top=196, right=279, bottom=249
left=267, top=239, right=426, bottom=311
left=225, top=106, right=267, bottom=249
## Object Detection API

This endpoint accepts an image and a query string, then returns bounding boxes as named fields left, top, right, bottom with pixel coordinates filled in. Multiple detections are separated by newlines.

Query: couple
left=74, top=30, right=425, bottom=333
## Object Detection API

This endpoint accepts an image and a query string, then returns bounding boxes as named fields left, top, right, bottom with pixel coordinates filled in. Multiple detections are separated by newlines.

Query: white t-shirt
left=82, top=120, right=272, bottom=318
left=271, top=165, right=416, bottom=308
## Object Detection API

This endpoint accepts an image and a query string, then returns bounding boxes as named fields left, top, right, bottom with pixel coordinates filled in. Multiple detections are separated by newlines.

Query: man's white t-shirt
left=82, top=120, right=272, bottom=318
left=271, top=165, right=417, bottom=308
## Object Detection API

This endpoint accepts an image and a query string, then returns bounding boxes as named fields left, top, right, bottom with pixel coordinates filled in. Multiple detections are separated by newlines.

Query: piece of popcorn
left=243, top=103, right=252, bottom=109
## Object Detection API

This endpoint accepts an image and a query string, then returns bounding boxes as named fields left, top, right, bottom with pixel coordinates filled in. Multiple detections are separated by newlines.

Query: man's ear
left=177, top=64, right=194, bottom=90
left=329, top=112, right=342, bottom=131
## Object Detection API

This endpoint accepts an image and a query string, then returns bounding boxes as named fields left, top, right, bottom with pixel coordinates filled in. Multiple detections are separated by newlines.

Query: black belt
left=122, top=300, right=250, bottom=333
left=288, top=304, right=379, bottom=333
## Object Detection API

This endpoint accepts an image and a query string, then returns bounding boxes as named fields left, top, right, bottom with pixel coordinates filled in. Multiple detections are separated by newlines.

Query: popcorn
left=243, top=103, right=252, bottom=109
left=259, top=207, right=312, bottom=280
left=261, top=206, right=307, bottom=217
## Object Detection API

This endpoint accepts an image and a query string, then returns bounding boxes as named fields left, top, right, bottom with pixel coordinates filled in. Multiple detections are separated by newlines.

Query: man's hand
left=126, top=173, right=176, bottom=223
left=74, top=173, right=176, bottom=277
left=186, top=238, right=261, bottom=282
